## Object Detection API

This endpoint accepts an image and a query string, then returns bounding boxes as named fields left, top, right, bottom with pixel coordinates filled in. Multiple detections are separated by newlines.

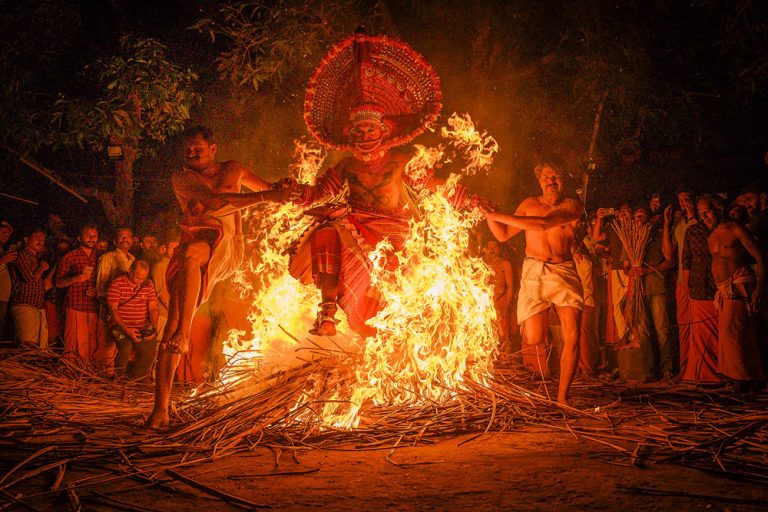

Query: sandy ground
left=7, top=429, right=767, bottom=511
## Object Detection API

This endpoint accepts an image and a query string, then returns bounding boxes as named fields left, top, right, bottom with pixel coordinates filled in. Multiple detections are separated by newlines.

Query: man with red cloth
left=703, top=193, right=765, bottom=393
left=146, top=127, right=283, bottom=428
left=680, top=195, right=722, bottom=385
left=285, top=33, right=474, bottom=337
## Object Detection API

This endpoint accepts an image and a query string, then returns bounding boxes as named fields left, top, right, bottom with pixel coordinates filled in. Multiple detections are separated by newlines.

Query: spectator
left=625, top=206, right=675, bottom=381
left=704, top=193, right=765, bottom=393
left=133, top=233, right=160, bottom=271
left=648, top=192, right=662, bottom=226
left=44, top=236, right=71, bottom=347
left=673, top=188, right=697, bottom=382
left=93, top=227, right=135, bottom=376
left=152, top=231, right=180, bottom=344
left=593, top=204, right=632, bottom=345
left=482, top=239, right=514, bottom=355
left=573, top=235, right=599, bottom=378
left=106, top=260, right=158, bottom=380
left=9, top=227, right=49, bottom=347
left=681, top=195, right=722, bottom=384
left=0, top=220, right=16, bottom=339
left=56, top=224, right=99, bottom=363
left=45, top=213, right=71, bottom=255
left=736, top=185, right=768, bottom=248
left=728, top=202, right=749, bottom=226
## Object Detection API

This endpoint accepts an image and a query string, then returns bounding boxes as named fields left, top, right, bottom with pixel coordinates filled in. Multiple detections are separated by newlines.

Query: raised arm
left=661, top=205, right=676, bottom=263
left=592, top=208, right=612, bottom=242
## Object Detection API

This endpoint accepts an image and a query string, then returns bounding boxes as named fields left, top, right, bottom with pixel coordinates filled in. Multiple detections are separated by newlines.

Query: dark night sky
left=2, top=0, right=767, bottom=234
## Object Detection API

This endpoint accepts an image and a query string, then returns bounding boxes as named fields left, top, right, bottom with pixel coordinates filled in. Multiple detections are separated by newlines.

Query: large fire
left=216, top=114, right=499, bottom=428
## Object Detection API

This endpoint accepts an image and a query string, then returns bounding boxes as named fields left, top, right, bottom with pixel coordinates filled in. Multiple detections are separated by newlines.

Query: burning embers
left=219, top=115, right=499, bottom=429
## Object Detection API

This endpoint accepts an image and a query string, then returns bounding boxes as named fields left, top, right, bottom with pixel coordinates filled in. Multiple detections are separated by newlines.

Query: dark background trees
left=1, top=0, right=766, bottom=234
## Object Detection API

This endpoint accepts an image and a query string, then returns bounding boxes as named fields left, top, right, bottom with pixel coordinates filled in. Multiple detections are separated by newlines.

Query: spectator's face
left=115, top=229, right=133, bottom=252
left=677, top=192, right=694, bottom=215
left=619, top=204, right=632, bottom=221
left=538, top=166, right=564, bottom=196
left=47, top=214, right=64, bottom=231
left=649, top=196, right=661, bottom=212
left=698, top=201, right=718, bottom=230
left=737, top=192, right=760, bottom=216
left=484, top=240, right=500, bottom=258
left=131, top=265, right=149, bottom=284
left=728, top=205, right=746, bottom=223
left=0, top=226, right=11, bottom=244
left=141, top=236, right=157, bottom=251
left=167, top=241, right=180, bottom=257
left=25, top=231, right=46, bottom=253
left=183, top=134, right=217, bottom=171
left=633, top=208, right=648, bottom=225
left=673, top=210, right=683, bottom=224
left=79, top=228, right=98, bottom=249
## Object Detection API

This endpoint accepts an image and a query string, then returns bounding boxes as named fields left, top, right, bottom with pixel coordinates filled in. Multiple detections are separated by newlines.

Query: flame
left=441, top=113, right=499, bottom=175
left=217, top=115, right=500, bottom=429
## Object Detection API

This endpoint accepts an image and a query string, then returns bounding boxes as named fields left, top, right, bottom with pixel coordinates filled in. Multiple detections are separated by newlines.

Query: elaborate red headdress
left=304, top=32, right=443, bottom=151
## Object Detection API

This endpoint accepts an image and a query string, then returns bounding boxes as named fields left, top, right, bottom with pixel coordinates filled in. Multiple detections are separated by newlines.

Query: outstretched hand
left=663, top=204, right=673, bottom=226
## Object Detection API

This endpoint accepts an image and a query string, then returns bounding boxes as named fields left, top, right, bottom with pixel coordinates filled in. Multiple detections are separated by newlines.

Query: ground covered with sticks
left=1, top=348, right=767, bottom=511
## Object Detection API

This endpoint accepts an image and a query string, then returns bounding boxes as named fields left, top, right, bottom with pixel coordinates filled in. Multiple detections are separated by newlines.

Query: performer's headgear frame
left=304, top=32, right=443, bottom=152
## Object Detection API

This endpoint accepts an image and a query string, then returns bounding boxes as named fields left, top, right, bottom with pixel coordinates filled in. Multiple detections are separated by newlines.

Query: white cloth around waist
left=517, top=257, right=584, bottom=324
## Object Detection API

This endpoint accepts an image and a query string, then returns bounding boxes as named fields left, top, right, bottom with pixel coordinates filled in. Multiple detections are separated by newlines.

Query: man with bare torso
left=482, top=161, right=584, bottom=404
left=700, top=194, right=765, bottom=393
left=287, top=109, right=473, bottom=337
left=146, top=126, right=282, bottom=429
left=483, top=240, right=515, bottom=354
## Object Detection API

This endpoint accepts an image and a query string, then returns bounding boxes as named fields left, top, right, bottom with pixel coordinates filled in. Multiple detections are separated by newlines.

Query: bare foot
left=144, top=409, right=170, bottom=430
left=310, top=320, right=337, bottom=336
left=161, top=333, right=189, bottom=354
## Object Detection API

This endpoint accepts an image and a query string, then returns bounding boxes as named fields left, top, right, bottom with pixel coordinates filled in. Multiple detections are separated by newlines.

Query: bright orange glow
left=215, top=115, right=500, bottom=429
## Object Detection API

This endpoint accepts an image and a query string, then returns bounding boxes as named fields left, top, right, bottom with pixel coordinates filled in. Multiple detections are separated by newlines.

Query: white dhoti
left=517, top=258, right=584, bottom=324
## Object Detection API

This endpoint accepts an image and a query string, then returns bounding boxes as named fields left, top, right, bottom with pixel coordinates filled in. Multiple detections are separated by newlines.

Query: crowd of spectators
left=484, top=184, right=767, bottom=394
left=0, top=213, right=178, bottom=381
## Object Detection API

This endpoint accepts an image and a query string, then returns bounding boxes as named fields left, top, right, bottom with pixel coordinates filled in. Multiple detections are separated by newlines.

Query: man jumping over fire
left=482, top=160, right=584, bottom=405
left=146, top=126, right=285, bottom=429
left=284, top=32, right=475, bottom=337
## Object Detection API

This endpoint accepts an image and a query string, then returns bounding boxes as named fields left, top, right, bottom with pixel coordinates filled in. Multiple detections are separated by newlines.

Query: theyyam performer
left=284, top=31, right=478, bottom=337
left=146, top=127, right=286, bottom=429
left=483, top=160, right=584, bottom=405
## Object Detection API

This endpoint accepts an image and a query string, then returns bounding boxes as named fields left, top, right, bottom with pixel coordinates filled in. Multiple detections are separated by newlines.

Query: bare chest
left=343, top=165, right=404, bottom=207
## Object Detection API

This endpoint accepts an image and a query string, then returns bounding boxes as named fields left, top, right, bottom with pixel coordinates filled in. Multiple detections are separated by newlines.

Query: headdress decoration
left=304, top=32, right=442, bottom=151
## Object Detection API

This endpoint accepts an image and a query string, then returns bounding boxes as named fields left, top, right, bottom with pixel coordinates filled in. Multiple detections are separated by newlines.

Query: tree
left=50, top=36, right=199, bottom=225
left=192, top=0, right=377, bottom=96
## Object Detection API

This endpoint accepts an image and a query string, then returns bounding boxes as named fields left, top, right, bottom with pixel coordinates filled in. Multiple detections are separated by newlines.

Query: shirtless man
left=700, top=193, right=765, bottom=393
left=483, top=239, right=515, bottom=354
left=146, top=126, right=282, bottom=428
left=483, top=161, right=584, bottom=404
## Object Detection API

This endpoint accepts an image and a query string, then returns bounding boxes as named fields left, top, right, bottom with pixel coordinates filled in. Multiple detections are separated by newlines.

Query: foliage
left=0, top=0, right=82, bottom=152
left=707, top=0, right=768, bottom=96
left=192, top=0, right=376, bottom=93
left=50, top=36, right=200, bottom=154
